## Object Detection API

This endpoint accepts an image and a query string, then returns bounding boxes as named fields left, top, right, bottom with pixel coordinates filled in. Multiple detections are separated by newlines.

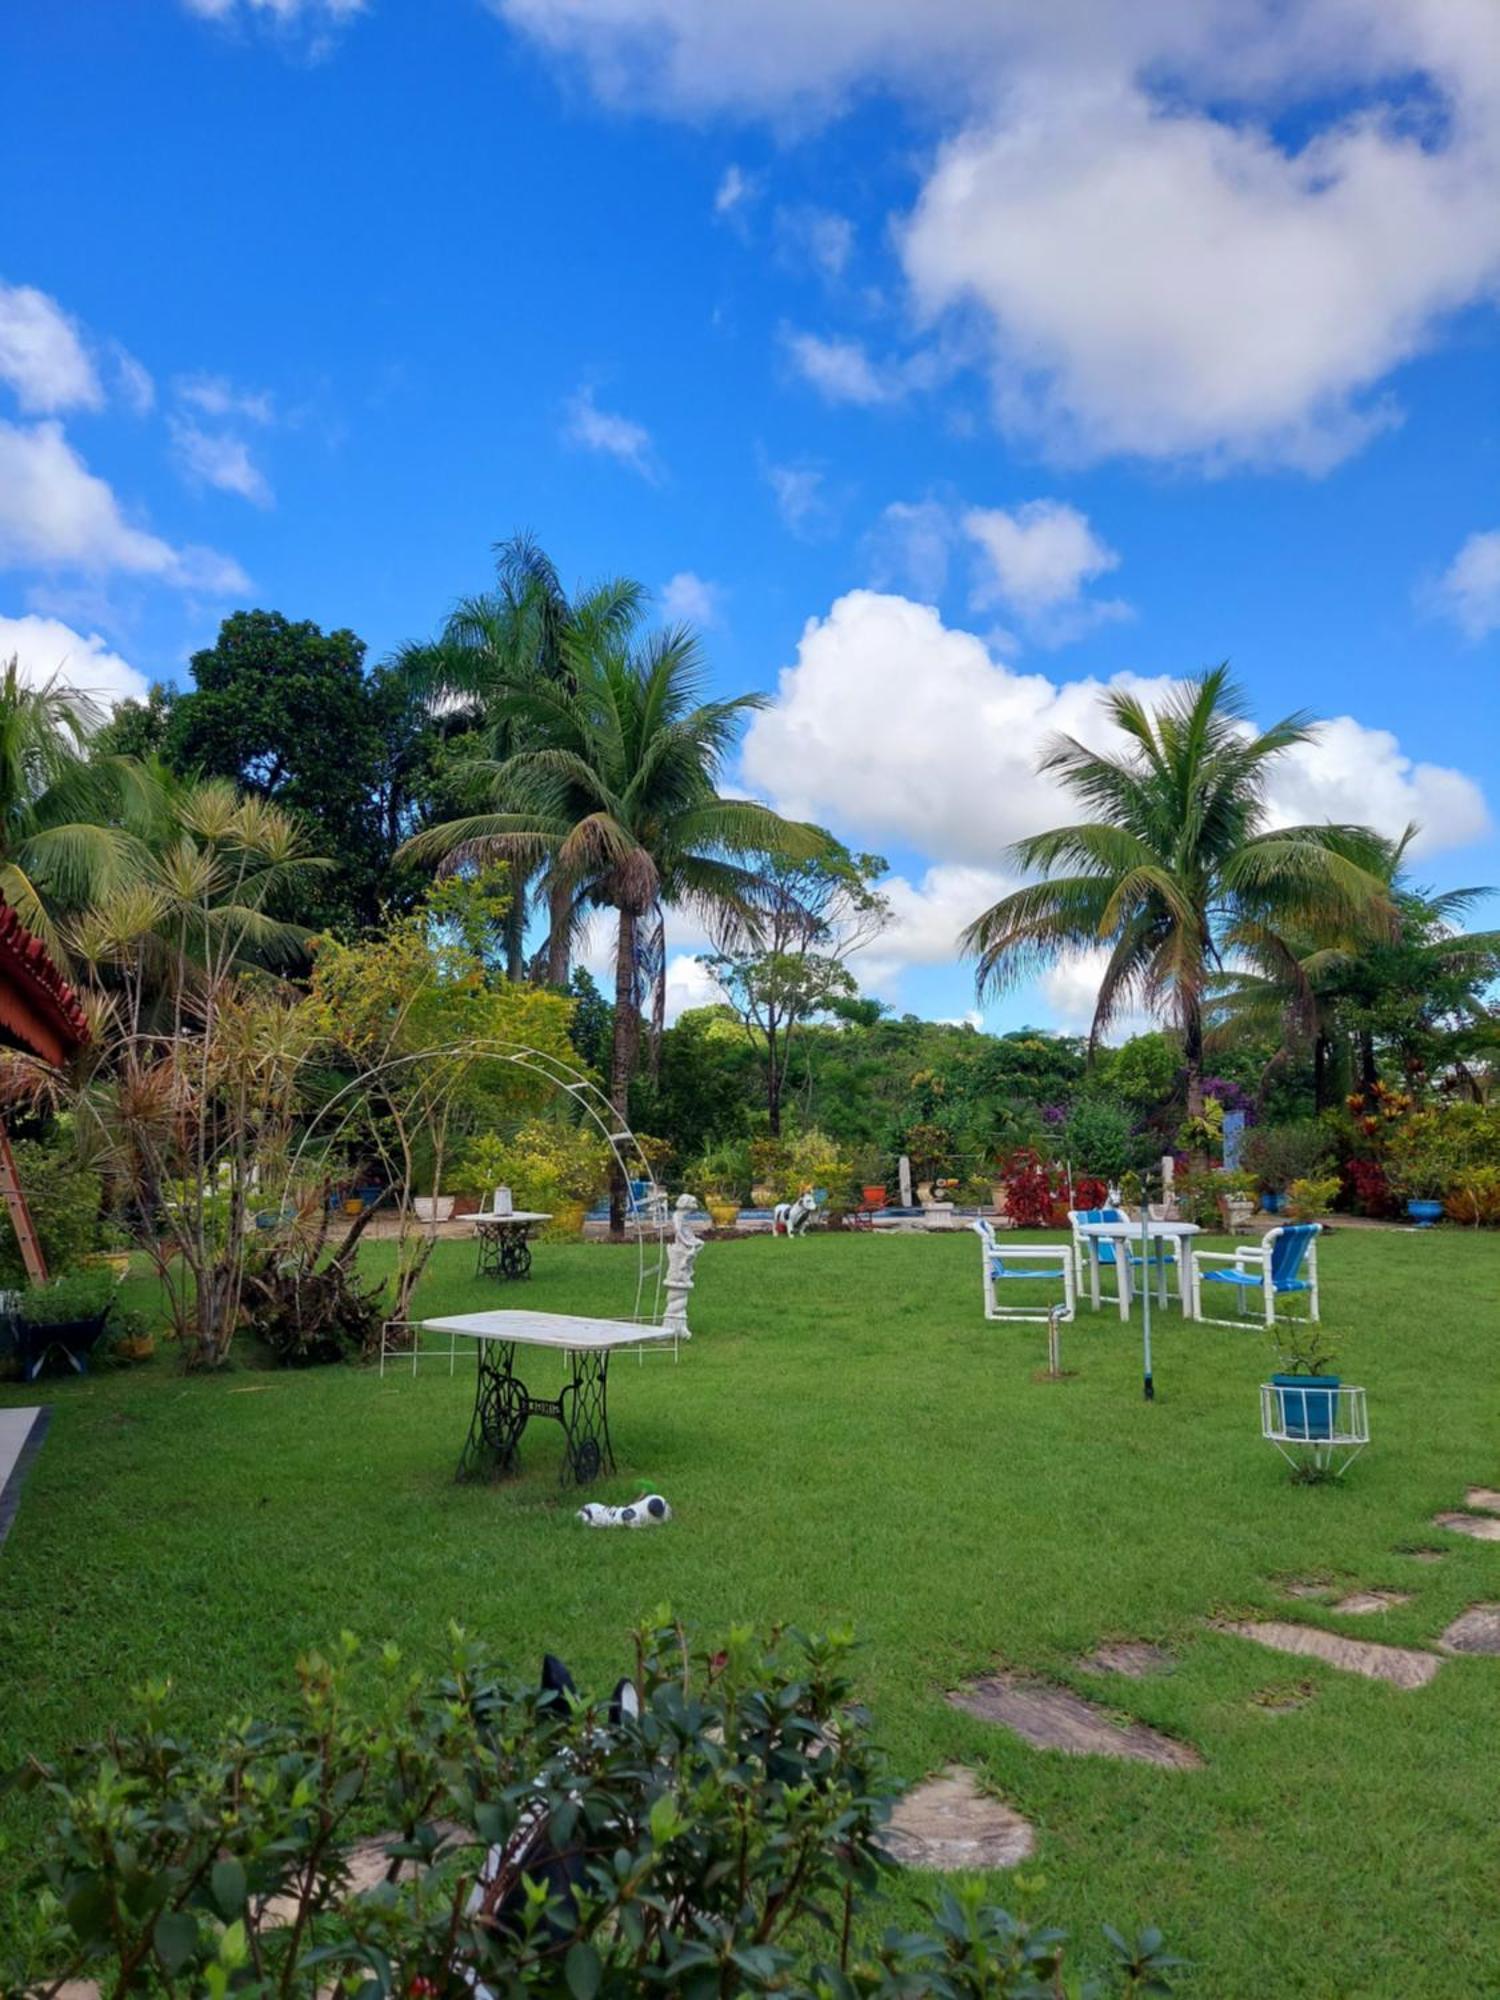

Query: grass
left=3, top=1224, right=1499, bottom=1993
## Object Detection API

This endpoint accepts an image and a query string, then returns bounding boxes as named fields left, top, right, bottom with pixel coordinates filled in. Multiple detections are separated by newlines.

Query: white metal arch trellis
left=279, top=1039, right=668, bottom=1331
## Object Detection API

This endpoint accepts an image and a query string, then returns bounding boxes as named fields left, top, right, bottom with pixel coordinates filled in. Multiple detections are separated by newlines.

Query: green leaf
left=211, top=1857, right=247, bottom=1917
left=564, top=1940, right=602, bottom=1999
left=153, top=1909, right=200, bottom=1974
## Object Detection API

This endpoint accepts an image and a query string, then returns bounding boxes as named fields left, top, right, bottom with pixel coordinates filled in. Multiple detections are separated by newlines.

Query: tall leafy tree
left=960, top=668, right=1392, bottom=1149
left=402, top=534, right=645, bottom=983
left=403, top=618, right=827, bottom=1227
left=0, top=657, right=152, bottom=952
left=163, top=611, right=393, bottom=933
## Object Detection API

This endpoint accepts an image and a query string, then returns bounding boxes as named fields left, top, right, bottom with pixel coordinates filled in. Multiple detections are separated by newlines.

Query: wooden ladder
left=0, top=1121, right=48, bottom=1283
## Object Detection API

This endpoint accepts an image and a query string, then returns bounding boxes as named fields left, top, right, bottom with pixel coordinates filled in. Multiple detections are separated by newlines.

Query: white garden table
left=1075, top=1218, right=1201, bottom=1318
left=421, top=1310, right=677, bottom=1487
left=470, top=1210, right=551, bottom=1281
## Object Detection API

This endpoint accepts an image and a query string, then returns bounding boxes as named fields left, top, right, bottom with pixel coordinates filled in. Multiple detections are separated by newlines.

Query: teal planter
left=1261, top=1191, right=1283, bottom=1214
left=1272, top=1373, right=1339, bottom=1442
left=1406, top=1199, right=1443, bottom=1229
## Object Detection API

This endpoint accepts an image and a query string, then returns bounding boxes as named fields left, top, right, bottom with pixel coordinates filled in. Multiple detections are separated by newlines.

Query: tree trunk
left=766, top=1016, right=782, bottom=1138
left=1359, top=1029, right=1378, bottom=1093
left=505, top=860, right=527, bottom=983
left=1183, top=1002, right=1207, bottom=1174
left=1313, top=1033, right=1330, bottom=1113
left=546, top=876, right=571, bottom=987
left=608, top=909, right=639, bottom=1237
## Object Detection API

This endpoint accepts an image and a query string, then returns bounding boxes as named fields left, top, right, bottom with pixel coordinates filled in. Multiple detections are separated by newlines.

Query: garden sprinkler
left=1046, top=1303, right=1064, bottom=1380
left=1140, top=1177, right=1155, bottom=1402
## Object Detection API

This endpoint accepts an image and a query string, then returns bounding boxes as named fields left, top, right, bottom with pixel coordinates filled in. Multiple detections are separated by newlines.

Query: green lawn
left=3, top=1225, right=1499, bottom=1994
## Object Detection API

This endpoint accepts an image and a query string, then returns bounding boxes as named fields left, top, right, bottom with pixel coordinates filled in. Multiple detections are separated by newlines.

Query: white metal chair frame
left=973, top=1219, right=1076, bottom=1324
left=1191, top=1224, right=1320, bottom=1329
left=379, top=1318, right=458, bottom=1378
left=1068, top=1209, right=1183, bottom=1317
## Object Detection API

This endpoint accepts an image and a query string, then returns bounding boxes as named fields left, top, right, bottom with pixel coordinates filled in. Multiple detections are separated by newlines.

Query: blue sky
left=3, top=0, right=1499, bottom=1031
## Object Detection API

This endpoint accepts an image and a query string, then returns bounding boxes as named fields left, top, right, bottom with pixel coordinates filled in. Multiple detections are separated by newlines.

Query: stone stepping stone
left=884, top=1764, right=1036, bottom=1870
left=1399, top=1548, right=1447, bottom=1564
left=1078, top=1641, right=1175, bottom=1679
left=1435, top=1511, right=1500, bottom=1543
left=1465, top=1488, right=1500, bottom=1515
left=1438, top=1605, right=1500, bottom=1656
left=1251, top=1679, right=1317, bottom=1716
left=1281, top=1579, right=1337, bottom=1601
left=949, top=1674, right=1203, bottom=1768
left=1220, top=1621, right=1441, bottom=1689
left=1330, top=1589, right=1411, bottom=1615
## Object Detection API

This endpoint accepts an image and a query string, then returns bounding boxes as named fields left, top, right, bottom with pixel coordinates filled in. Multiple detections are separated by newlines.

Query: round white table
left=1075, top=1218, right=1201, bottom=1317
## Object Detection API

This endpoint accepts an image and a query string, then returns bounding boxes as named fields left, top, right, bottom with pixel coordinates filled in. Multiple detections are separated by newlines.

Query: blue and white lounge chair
left=973, top=1218, right=1075, bottom=1324
left=1190, top=1222, right=1321, bottom=1328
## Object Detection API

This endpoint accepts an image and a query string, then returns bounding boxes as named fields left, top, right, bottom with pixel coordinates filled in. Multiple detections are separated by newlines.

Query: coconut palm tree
left=0, top=657, right=154, bottom=951
left=1214, top=828, right=1500, bottom=1107
left=403, top=619, right=828, bottom=1227
left=960, top=668, right=1393, bottom=1147
left=398, top=534, right=646, bottom=984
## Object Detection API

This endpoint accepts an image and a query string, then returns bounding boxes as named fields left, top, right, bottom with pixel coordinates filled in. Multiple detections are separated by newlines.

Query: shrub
left=1445, top=1164, right=1500, bottom=1227
left=0, top=1138, right=102, bottom=1289
left=6, top=1619, right=1177, bottom=2000
left=1386, top=1103, right=1500, bottom=1209
left=1062, top=1095, right=1136, bottom=1180
left=776, top=1127, right=855, bottom=1210
left=1343, top=1155, right=1397, bottom=1218
left=1286, top=1175, right=1340, bottom=1221
left=998, top=1147, right=1054, bottom=1227
left=686, top=1137, right=753, bottom=1204
left=456, top=1121, right=610, bottom=1212
left=1240, top=1121, right=1332, bottom=1192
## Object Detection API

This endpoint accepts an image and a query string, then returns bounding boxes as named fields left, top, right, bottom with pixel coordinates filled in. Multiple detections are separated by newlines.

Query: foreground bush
left=4, top=1620, right=1179, bottom=1998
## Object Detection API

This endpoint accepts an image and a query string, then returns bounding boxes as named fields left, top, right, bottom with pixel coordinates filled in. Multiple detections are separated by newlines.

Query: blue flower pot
left=1406, top=1199, right=1443, bottom=1229
left=1272, top=1373, right=1339, bottom=1441
left=1261, top=1192, right=1283, bottom=1214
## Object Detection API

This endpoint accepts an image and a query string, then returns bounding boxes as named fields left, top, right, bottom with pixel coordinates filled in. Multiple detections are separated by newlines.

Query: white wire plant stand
left=1260, top=1381, right=1369, bottom=1477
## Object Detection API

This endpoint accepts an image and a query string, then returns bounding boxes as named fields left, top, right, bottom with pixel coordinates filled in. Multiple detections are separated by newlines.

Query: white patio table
left=421, top=1310, right=676, bottom=1486
left=470, top=1209, right=551, bottom=1281
left=1075, top=1218, right=1201, bottom=1319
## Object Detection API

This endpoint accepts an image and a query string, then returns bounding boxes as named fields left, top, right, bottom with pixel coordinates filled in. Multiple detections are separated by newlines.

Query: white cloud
left=170, top=419, right=274, bottom=507
left=782, top=329, right=893, bottom=406
left=0, top=418, right=247, bottom=593
left=494, top=0, right=1500, bottom=471
left=762, top=458, right=828, bottom=537
left=1431, top=528, right=1500, bottom=641
left=0, top=613, right=149, bottom=708
left=175, top=373, right=275, bottom=424
left=864, top=499, right=952, bottom=602
left=963, top=499, right=1131, bottom=642
left=0, top=283, right=102, bottom=414
left=713, top=163, right=759, bottom=216
left=562, top=384, right=658, bottom=478
left=742, top=589, right=1490, bottom=868
left=853, top=862, right=1017, bottom=992
left=1038, top=947, right=1154, bottom=1040
left=183, top=0, right=367, bottom=25
left=775, top=206, right=855, bottom=281
left=110, top=345, right=155, bottom=415
left=660, top=570, right=721, bottom=626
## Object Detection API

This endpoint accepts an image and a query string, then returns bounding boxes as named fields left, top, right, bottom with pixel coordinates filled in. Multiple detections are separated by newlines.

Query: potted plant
left=1214, top=1168, right=1260, bottom=1233
left=1286, top=1175, right=1340, bottom=1223
left=692, top=1139, right=751, bottom=1228
left=111, top=1306, right=156, bottom=1363
left=1270, top=1322, right=1343, bottom=1443
left=1385, top=1119, right=1452, bottom=1228
left=1241, top=1122, right=1332, bottom=1215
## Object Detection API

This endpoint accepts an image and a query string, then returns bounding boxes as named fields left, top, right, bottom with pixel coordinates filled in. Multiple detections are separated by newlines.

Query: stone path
left=1219, top=1621, right=1441, bottom=1689
left=884, top=1765, right=1036, bottom=1870
left=949, top=1673, right=1203, bottom=1768
left=1330, top=1589, right=1411, bottom=1615
left=1438, top=1605, right=1500, bottom=1656
left=1078, top=1641, right=1174, bottom=1678
left=0, top=1406, right=48, bottom=1551
left=1465, top=1488, right=1500, bottom=1515
left=1435, top=1510, right=1500, bottom=1542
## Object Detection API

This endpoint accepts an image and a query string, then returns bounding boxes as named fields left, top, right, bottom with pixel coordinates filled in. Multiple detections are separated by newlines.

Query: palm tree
left=960, top=668, right=1392, bottom=1147
left=0, top=657, right=154, bottom=952
left=398, top=534, right=646, bottom=984
left=403, top=619, right=827, bottom=1227
left=1216, top=828, right=1500, bottom=1106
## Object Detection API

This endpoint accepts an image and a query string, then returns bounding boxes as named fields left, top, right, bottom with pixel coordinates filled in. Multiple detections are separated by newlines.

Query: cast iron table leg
left=457, top=1340, right=530, bottom=1480
left=499, top=1225, right=533, bottom=1280
left=557, top=1348, right=613, bottom=1487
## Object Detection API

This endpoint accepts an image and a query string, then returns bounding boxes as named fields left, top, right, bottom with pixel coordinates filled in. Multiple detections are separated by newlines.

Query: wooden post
left=0, top=1119, right=47, bottom=1283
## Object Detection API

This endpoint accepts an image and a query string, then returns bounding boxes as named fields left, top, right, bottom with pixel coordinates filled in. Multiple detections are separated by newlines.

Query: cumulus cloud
left=775, top=206, right=855, bottom=281
left=175, top=373, right=275, bottom=424
left=1430, top=528, right=1500, bottom=641
left=0, top=282, right=102, bottom=414
left=781, top=329, right=892, bottom=406
left=110, top=345, right=156, bottom=415
left=562, top=384, right=659, bottom=479
left=0, top=418, right=246, bottom=593
left=713, top=163, right=759, bottom=217
left=0, top=613, right=149, bottom=708
left=493, top=0, right=1500, bottom=470
left=742, top=589, right=1489, bottom=867
left=762, top=458, right=830, bottom=538
left=863, top=499, right=953, bottom=602
left=171, top=418, right=274, bottom=507
left=963, top=499, right=1131, bottom=643
left=660, top=570, right=721, bottom=626
left=182, top=0, right=367, bottom=34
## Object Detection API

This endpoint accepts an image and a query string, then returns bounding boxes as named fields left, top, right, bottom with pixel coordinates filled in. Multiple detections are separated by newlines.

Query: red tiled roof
left=0, top=902, right=89, bottom=1066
